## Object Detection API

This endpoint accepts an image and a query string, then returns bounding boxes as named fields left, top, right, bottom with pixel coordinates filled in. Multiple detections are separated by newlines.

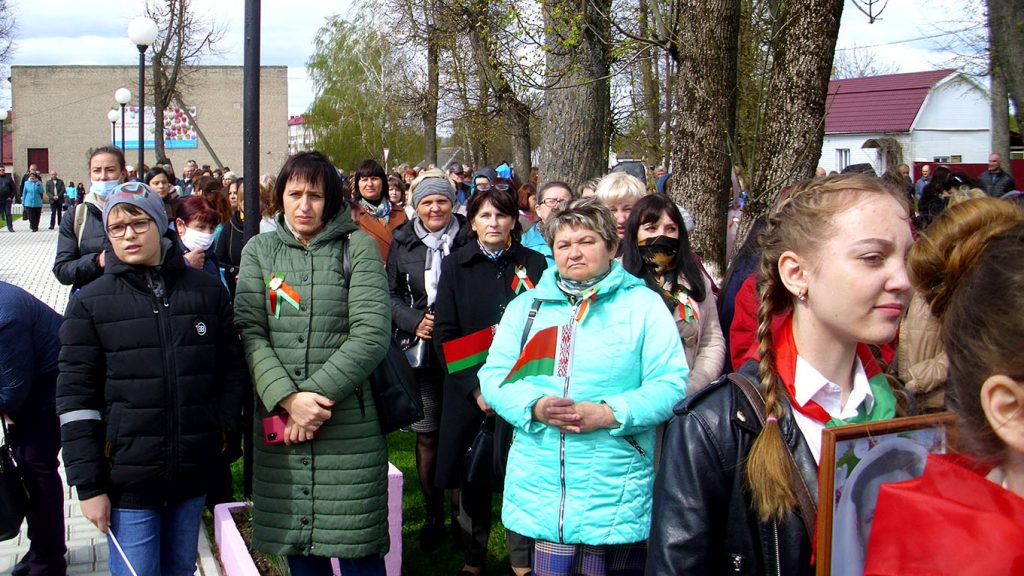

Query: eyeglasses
left=476, top=182, right=510, bottom=192
left=540, top=198, right=569, bottom=208
left=107, top=219, right=153, bottom=238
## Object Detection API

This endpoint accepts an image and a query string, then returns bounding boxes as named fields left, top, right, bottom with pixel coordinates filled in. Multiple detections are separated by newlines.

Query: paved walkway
left=0, top=216, right=221, bottom=575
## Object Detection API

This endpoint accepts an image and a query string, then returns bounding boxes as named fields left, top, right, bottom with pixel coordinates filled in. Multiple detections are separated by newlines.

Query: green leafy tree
left=306, top=14, right=424, bottom=170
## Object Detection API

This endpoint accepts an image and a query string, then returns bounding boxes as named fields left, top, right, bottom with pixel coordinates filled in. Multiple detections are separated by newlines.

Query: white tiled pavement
left=0, top=212, right=220, bottom=575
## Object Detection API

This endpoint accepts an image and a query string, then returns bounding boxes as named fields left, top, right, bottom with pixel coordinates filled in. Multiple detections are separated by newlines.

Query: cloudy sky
left=3, top=0, right=978, bottom=116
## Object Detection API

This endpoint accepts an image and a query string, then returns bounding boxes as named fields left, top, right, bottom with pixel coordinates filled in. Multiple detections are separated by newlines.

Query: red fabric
left=772, top=315, right=883, bottom=424
left=730, top=274, right=776, bottom=368
left=864, top=453, right=1024, bottom=575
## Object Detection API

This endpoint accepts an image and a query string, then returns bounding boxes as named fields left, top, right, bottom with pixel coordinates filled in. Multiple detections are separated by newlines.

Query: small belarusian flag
left=510, top=265, right=535, bottom=294
left=443, top=325, right=497, bottom=373
left=501, top=325, right=571, bottom=386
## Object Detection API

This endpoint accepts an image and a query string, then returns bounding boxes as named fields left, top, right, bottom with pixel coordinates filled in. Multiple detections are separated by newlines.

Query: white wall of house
left=910, top=76, right=992, bottom=164
left=818, top=74, right=992, bottom=172
left=818, top=133, right=906, bottom=174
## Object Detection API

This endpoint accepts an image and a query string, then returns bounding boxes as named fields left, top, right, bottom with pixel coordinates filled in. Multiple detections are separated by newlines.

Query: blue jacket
left=479, top=261, right=689, bottom=545
left=521, top=225, right=554, bottom=267
left=21, top=179, right=43, bottom=208
left=0, top=281, right=62, bottom=419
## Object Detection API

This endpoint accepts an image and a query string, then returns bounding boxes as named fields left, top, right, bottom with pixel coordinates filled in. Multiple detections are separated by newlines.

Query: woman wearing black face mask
left=621, top=194, right=724, bottom=394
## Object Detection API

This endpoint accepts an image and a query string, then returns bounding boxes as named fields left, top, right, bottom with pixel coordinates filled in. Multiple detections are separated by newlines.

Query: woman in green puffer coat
left=234, top=151, right=391, bottom=576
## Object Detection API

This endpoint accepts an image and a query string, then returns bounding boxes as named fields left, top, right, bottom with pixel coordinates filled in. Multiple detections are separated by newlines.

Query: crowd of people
left=0, top=145, right=1022, bottom=576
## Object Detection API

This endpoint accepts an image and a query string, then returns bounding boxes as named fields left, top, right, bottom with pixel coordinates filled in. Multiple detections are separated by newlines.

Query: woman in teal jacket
left=21, top=172, right=44, bottom=231
left=478, top=199, right=688, bottom=575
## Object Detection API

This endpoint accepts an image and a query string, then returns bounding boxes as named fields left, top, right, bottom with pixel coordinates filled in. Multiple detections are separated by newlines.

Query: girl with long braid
left=646, top=173, right=913, bottom=575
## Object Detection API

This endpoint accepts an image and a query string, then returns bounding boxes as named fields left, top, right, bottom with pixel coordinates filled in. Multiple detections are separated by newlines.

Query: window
left=836, top=149, right=851, bottom=171
left=933, top=156, right=950, bottom=163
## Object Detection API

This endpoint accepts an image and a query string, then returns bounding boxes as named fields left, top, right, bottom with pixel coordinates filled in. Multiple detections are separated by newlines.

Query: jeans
left=1, top=200, right=11, bottom=230
left=108, top=494, right=206, bottom=576
left=286, top=554, right=386, bottom=576
left=9, top=413, right=66, bottom=575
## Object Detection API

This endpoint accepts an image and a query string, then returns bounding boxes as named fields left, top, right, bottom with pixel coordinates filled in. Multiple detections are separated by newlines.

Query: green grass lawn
left=230, top=430, right=510, bottom=576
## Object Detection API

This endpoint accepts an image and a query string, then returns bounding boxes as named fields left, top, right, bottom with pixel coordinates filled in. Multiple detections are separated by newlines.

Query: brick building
left=10, top=65, right=288, bottom=183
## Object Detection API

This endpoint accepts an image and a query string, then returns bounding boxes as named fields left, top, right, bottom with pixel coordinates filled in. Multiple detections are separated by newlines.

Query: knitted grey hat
left=411, top=177, right=456, bottom=209
left=102, top=181, right=169, bottom=232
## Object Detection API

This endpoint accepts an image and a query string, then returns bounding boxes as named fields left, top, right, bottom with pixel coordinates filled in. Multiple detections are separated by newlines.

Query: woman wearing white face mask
left=53, top=146, right=126, bottom=295
left=173, top=196, right=224, bottom=285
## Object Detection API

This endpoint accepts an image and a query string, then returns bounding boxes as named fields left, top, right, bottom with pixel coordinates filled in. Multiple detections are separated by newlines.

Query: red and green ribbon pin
left=675, top=290, right=700, bottom=323
left=511, top=265, right=535, bottom=294
left=264, top=273, right=301, bottom=318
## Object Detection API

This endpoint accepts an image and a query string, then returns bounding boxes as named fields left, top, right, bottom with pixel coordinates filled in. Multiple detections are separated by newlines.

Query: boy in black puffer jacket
left=57, top=182, right=245, bottom=576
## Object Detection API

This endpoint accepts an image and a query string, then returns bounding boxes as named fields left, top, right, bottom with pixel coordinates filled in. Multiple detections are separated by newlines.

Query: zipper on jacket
left=624, top=435, right=646, bottom=457
left=557, top=304, right=579, bottom=544
left=355, top=385, right=365, bottom=418
left=772, top=521, right=781, bottom=576
left=146, top=270, right=180, bottom=486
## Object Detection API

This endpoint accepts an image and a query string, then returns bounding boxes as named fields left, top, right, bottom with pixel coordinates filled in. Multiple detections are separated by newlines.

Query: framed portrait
left=815, top=412, right=957, bottom=576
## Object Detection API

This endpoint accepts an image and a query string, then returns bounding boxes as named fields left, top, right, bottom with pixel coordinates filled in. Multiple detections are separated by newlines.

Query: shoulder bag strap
left=74, top=203, right=88, bottom=245
left=342, top=233, right=352, bottom=284
left=520, top=299, right=542, bottom=350
left=727, top=372, right=818, bottom=541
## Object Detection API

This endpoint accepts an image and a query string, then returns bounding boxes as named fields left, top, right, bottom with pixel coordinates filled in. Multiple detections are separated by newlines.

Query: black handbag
left=464, top=416, right=498, bottom=489
left=342, top=236, right=424, bottom=434
left=369, top=337, right=424, bottom=433
left=0, top=420, right=29, bottom=541
left=396, top=328, right=428, bottom=369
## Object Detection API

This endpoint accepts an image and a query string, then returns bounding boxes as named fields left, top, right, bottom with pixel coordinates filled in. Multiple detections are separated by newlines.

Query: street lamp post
left=114, top=88, right=131, bottom=154
left=0, top=109, right=7, bottom=171
left=127, top=17, right=158, bottom=171
left=107, top=109, right=120, bottom=147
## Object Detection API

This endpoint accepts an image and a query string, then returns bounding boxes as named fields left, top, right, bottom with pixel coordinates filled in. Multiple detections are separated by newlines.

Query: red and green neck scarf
left=775, top=314, right=896, bottom=427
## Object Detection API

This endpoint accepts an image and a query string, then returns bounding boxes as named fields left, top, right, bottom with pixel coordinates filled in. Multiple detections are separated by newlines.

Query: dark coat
left=45, top=178, right=66, bottom=205
left=52, top=200, right=111, bottom=294
left=0, top=281, right=62, bottom=421
left=646, top=362, right=817, bottom=576
left=215, top=209, right=245, bottom=294
left=386, top=214, right=469, bottom=369
left=56, top=233, right=246, bottom=508
left=979, top=169, right=1016, bottom=198
left=0, top=174, right=15, bottom=204
left=432, top=240, right=547, bottom=487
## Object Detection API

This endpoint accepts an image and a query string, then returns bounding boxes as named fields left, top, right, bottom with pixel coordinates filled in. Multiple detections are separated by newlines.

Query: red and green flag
left=501, top=325, right=565, bottom=386
left=443, top=325, right=497, bottom=373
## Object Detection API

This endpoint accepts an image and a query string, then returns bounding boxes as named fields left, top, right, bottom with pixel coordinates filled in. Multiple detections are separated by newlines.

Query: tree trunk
left=466, top=0, right=531, bottom=175
left=748, top=0, right=844, bottom=213
left=537, top=0, right=612, bottom=186
left=987, top=0, right=1024, bottom=132
left=667, top=0, right=741, bottom=276
left=422, top=5, right=440, bottom=167
left=152, top=59, right=167, bottom=164
left=991, top=62, right=1011, bottom=164
left=639, top=0, right=661, bottom=163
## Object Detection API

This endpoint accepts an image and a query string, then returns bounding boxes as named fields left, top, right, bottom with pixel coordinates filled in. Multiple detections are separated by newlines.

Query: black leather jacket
left=646, top=363, right=818, bottom=576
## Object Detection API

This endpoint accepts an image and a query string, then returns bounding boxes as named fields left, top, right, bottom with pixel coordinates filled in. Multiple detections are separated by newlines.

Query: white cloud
left=6, top=0, right=352, bottom=114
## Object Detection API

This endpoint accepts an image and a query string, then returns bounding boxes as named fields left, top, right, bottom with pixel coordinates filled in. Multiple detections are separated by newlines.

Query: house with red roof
left=819, top=69, right=991, bottom=174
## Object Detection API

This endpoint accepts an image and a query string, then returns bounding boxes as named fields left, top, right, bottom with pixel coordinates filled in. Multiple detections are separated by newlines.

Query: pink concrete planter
left=214, top=463, right=404, bottom=576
